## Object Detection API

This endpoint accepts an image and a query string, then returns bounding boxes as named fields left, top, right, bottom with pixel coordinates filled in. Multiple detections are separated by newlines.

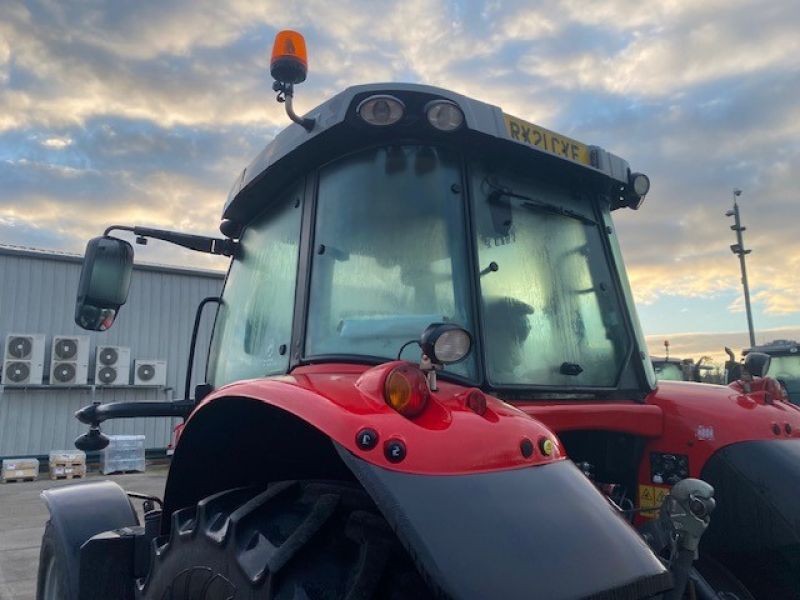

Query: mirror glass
left=74, top=236, right=134, bottom=331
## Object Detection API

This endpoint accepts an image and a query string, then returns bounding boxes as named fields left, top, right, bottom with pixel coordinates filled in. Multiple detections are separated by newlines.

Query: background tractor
left=37, top=31, right=800, bottom=600
left=652, top=341, right=719, bottom=383
left=725, top=340, right=800, bottom=404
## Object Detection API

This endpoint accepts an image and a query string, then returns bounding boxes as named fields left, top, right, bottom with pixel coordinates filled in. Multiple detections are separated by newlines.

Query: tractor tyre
left=137, top=480, right=435, bottom=600
left=36, top=522, right=74, bottom=600
left=692, top=556, right=755, bottom=600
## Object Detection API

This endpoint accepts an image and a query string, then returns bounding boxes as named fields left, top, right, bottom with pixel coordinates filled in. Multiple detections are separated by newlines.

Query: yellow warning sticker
left=638, top=485, right=670, bottom=519
left=639, top=485, right=654, bottom=508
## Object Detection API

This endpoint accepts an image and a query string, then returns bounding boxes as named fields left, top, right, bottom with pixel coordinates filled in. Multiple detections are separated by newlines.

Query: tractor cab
left=652, top=357, right=716, bottom=383
left=652, top=357, right=686, bottom=381
left=208, top=120, right=651, bottom=399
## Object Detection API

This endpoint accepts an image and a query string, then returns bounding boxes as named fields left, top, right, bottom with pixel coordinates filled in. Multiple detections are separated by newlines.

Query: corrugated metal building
left=0, top=245, right=225, bottom=458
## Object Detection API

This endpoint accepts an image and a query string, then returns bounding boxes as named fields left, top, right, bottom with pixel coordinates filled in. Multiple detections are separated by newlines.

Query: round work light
left=425, top=100, right=464, bottom=131
left=420, top=323, right=473, bottom=365
left=357, top=95, right=405, bottom=126
left=630, top=172, right=650, bottom=197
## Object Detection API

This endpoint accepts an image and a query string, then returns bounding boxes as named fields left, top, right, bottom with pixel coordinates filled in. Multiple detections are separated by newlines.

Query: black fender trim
left=700, top=439, right=800, bottom=598
left=41, top=481, right=138, bottom=599
left=336, top=444, right=671, bottom=600
left=162, top=398, right=354, bottom=527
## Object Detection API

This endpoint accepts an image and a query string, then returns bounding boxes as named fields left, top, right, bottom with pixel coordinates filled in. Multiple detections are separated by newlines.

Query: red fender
left=188, top=362, right=563, bottom=476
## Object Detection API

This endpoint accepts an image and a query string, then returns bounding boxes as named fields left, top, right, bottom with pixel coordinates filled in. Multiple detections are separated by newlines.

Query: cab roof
left=223, top=83, right=635, bottom=227
left=745, top=339, right=800, bottom=356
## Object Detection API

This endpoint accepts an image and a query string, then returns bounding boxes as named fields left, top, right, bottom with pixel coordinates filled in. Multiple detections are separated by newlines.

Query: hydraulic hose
left=664, top=548, right=696, bottom=600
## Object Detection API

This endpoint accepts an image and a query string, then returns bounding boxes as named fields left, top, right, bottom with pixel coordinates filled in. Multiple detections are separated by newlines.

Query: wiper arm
left=487, top=187, right=597, bottom=226
left=521, top=199, right=597, bottom=226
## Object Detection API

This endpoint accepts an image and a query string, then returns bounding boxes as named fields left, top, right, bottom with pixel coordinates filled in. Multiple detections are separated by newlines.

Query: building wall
left=0, top=247, right=225, bottom=457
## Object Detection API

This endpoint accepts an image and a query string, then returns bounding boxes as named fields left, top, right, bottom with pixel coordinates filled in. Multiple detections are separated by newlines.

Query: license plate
left=503, top=114, right=591, bottom=166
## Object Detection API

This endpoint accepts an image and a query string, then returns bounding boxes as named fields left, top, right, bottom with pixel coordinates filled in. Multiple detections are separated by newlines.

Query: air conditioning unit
left=3, top=334, right=46, bottom=385
left=95, top=345, right=131, bottom=386
left=133, top=359, right=167, bottom=386
left=50, top=335, right=90, bottom=385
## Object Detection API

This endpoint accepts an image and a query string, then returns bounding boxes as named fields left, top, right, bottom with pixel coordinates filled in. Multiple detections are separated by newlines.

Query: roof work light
left=630, top=172, right=650, bottom=197
left=357, top=95, right=406, bottom=126
left=426, top=100, right=464, bottom=131
left=625, top=171, right=650, bottom=209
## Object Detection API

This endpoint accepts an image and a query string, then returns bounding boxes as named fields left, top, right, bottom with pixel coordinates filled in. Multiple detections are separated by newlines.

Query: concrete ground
left=0, top=466, right=168, bottom=600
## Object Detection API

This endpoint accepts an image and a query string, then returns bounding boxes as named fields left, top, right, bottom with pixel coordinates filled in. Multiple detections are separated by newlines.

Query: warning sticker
left=638, top=484, right=670, bottom=519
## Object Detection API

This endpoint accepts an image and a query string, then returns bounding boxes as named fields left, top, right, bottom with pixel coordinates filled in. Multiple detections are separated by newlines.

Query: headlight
left=357, top=95, right=405, bottom=126
left=425, top=100, right=464, bottom=131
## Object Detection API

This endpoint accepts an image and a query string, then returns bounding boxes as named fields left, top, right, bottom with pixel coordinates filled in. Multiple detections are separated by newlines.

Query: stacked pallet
left=101, top=435, right=146, bottom=474
left=49, top=450, right=86, bottom=480
left=1, top=458, right=39, bottom=483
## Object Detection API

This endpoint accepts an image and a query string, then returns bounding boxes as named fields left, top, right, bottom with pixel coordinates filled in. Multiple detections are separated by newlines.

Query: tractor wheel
left=692, top=556, right=755, bottom=600
left=137, top=480, right=435, bottom=600
left=36, top=522, right=74, bottom=600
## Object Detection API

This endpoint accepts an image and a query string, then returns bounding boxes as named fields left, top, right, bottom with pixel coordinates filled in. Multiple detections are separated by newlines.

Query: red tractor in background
left=37, top=31, right=800, bottom=600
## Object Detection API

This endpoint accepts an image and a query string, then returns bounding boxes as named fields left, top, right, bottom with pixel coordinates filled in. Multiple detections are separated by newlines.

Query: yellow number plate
left=503, top=114, right=591, bottom=166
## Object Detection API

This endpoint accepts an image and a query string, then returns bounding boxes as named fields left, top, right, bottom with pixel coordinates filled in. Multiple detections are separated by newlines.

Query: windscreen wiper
left=487, top=186, right=597, bottom=226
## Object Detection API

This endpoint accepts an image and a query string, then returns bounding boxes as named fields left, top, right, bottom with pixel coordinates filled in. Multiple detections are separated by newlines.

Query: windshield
left=654, top=362, right=684, bottom=381
left=210, top=144, right=646, bottom=393
left=306, top=145, right=477, bottom=379
left=470, top=163, right=630, bottom=387
left=767, top=355, right=800, bottom=400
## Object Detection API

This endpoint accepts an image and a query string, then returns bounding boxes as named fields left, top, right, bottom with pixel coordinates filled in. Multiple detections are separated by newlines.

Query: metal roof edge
left=0, top=244, right=226, bottom=280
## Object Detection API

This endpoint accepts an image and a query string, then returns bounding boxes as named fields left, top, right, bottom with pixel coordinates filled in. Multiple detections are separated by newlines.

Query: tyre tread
left=138, top=480, right=433, bottom=600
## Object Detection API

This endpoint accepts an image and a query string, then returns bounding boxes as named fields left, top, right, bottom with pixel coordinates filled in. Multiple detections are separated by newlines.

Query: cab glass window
left=306, top=145, right=477, bottom=379
left=471, top=163, right=630, bottom=387
left=208, top=186, right=303, bottom=385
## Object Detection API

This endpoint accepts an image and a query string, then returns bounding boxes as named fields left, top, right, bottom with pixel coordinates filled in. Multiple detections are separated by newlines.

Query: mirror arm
left=76, top=400, right=194, bottom=426
left=103, top=225, right=238, bottom=257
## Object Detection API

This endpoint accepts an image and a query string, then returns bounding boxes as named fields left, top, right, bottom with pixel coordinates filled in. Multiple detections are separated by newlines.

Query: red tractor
left=38, top=31, right=800, bottom=600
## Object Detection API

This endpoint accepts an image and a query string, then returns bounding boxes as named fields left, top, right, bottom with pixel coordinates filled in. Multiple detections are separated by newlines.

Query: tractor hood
left=646, top=380, right=800, bottom=467
left=700, top=439, right=800, bottom=597
left=337, top=447, right=671, bottom=600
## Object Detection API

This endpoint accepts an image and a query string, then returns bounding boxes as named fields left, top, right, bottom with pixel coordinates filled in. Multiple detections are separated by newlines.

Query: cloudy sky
left=1, top=0, right=798, bottom=363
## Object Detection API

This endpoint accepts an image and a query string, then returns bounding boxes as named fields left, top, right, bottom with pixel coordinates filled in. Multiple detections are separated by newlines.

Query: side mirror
left=75, top=236, right=133, bottom=331
left=744, top=352, right=771, bottom=378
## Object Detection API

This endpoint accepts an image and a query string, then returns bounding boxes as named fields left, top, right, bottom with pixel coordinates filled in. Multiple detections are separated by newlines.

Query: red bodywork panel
left=640, top=379, right=800, bottom=475
left=518, top=378, right=800, bottom=470
left=519, top=377, right=800, bottom=521
left=521, top=402, right=663, bottom=437
left=187, top=362, right=564, bottom=476
left=181, top=362, right=800, bottom=493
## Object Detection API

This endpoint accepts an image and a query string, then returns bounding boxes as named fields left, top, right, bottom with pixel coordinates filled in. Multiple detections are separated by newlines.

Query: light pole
left=726, top=189, right=756, bottom=347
